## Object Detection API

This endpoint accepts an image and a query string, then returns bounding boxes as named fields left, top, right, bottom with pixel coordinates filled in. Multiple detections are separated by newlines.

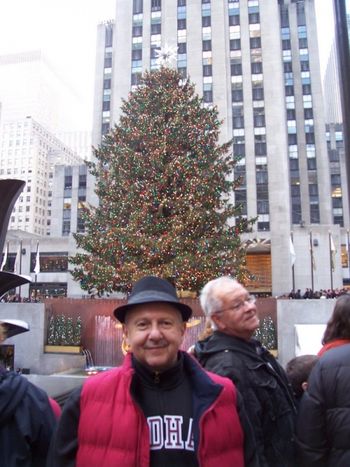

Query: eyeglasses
left=214, top=295, right=256, bottom=314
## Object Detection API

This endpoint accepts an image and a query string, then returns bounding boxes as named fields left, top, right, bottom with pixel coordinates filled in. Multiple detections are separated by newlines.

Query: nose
left=244, top=299, right=256, bottom=312
left=148, top=324, right=163, bottom=340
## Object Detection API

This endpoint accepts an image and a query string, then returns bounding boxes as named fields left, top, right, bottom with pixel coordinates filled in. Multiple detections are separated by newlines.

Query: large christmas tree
left=71, top=66, right=254, bottom=294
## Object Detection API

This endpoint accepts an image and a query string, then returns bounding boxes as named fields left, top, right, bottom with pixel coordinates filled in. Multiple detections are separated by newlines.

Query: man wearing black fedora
left=47, top=276, right=258, bottom=467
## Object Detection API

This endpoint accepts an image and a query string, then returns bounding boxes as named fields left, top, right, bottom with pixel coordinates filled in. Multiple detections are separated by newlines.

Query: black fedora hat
left=114, top=276, right=192, bottom=323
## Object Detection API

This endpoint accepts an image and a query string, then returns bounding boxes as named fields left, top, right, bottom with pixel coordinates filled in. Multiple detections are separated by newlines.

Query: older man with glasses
left=195, top=276, right=297, bottom=467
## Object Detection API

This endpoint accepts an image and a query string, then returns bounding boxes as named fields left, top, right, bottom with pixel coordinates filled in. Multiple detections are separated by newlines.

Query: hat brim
left=114, top=298, right=192, bottom=323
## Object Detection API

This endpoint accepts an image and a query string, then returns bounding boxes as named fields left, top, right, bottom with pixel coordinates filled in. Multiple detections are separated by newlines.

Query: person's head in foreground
left=200, top=276, right=260, bottom=340
left=114, top=275, right=192, bottom=372
left=322, top=292, right=350, bottom=344
left=285, top=354, right=318, bottom=399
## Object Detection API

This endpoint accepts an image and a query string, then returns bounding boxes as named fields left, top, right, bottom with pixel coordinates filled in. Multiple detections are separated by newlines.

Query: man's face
left=211, top=282, right=260, bottom=340
left=123, top=303, right=186, bottom=372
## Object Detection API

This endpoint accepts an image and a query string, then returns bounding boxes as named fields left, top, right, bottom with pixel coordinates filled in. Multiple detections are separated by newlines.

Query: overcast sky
left=0, top=0, right=335, bottom=131
left=0, top=0, right=116, bottom=130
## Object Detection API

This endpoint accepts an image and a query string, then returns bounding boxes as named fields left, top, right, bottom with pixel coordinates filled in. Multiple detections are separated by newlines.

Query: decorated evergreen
left=58, top=315, right=67, bottom=345
left=65, top=317, right=74, bottom=346
left=47, top=315, right=56, bottom=345
left=255, top=316, right=277, bottom=350
left=46, top=315, right=82, bottom=346
left=71, top=66, right=254, bottom=294
left=73, top=316, right=82, bottom=346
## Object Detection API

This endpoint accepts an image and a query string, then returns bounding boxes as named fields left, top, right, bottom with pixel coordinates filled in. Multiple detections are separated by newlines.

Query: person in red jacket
left=47, top=276, right=258, bottom=467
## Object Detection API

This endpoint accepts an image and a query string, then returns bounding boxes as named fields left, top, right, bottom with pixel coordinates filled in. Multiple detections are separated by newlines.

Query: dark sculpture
left=0, top=179, right=31, bottom=299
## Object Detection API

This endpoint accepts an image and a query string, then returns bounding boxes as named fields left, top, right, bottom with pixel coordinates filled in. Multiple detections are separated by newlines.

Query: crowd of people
left=1, top=274, right=350, bottom=466
left=286, top=287, right=349, bottom=299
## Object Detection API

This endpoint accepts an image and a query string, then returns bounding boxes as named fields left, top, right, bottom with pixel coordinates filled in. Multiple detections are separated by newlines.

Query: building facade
left=0, top=117, right=83, bottom=236
left=90, top=0, right=348, bottom=295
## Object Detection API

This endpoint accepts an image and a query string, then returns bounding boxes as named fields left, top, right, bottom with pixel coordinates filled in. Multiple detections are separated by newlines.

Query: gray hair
left=200, top=276, right=239, bottom=330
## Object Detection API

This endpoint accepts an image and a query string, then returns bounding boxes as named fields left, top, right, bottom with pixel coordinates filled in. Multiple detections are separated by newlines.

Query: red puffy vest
left=77, top=353, right=244, bottom=467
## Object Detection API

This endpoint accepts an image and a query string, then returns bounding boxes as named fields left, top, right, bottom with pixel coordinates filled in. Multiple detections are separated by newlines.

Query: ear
left=211, top=313, right=224, bottom=331
left=122, top=324, right=129, bottom=344
left=301, top=381, right=308, bottom=392
left=181, top=321, right=186, bottom=336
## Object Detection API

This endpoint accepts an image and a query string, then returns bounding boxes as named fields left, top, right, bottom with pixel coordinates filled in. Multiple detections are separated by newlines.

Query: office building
left=90, top=0, right=347, bottom=295
left=0, top=117, right=83, bottom=236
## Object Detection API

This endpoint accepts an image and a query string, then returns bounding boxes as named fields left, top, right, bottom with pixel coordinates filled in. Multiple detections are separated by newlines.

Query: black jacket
left=195, top=331, right=297, bottom=467
left=296, top=343, right=350, bottom=467
left=0, top=368, right=57, bottom=466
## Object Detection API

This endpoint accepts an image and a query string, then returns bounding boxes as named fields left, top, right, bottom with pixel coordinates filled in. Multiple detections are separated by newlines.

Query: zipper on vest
left=154, top=371, right=160, bottom=383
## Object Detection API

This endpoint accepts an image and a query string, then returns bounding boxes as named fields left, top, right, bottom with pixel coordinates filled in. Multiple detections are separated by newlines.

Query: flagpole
left=291, top=231, right=295, bottom=291
left=347, top=229, right=350, bottom=284
left=329, top=231, right=334, bottom=290
left=18, top=240, right=22, bottom=302
left=34, top=241, right=40, bottom=301
left=309, top=231, right=314, bottom=293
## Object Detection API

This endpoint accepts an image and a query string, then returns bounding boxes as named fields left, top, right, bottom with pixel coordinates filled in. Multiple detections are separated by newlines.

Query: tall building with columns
left=92, top=0, right=347, bottom=295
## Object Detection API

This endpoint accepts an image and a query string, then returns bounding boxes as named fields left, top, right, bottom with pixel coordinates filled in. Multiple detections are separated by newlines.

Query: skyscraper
left=92, top=0, right=345, bottom=295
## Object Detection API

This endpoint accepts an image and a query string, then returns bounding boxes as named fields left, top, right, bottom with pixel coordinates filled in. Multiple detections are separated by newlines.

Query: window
left=257, top=221, right=269, bottom=231
left=203, top=90, right=213, bottom=102
left=230, top=39, right=241, bottom=50
left=284, top=61, right=292, bottom=72
left=250, top=36, right=261, bottom=48
left=64, top=175, right=72, bottom=189
left=299, top=37, right=308, bottom=48
left=254, top=108, right=265, bottom=127
left=102, top=123, right=110, bottom=135
left=300, top=61, right=309, bottom=71
left=249, top=13, right=260, bottom=24
left=305, top=133, right=315, bottom=144
left=257, top=200, right=269, bottom=214
left=104, top=57, right=112, bottom=68
left=307, top=158, right=317, bottom=170
left=31, top=252, right=68, bottom=273
left=231, top=63, right=242, bottom=75
left=229, top=15, right=240, bottom=26
left=131, top=73, right=142, bottom=85
left=251, top=62, right=262, bottom=74
left=252, top=86, right=264, bottom=100
left=288, top=134, right=297, bottom=145
left=255, top=142, right=266, bottom=155
left=103, top=79, right=111, bottom=89
left=202, top=40, right=211, bottom=51
left=302, top=84, right=311, bottom=95
left=282, top=39, right=291, bottom=50
left=287, top=109, right=296, bottom=120
left=132, top=49, right=142, bottom=60
left=304, top=108, right=313, bottom=119
left=297, top=2, right=306, bottom=26
left=132, top=25, right=142, bottom=37
left=202, top=16, right=211, bottom=27
left=133, top=0, right=143, bottom=14
left=105, top=26, right=113, bottom=47
left=203, top=64, right=212, bottom=76
left=232, top=89, right=243, bottom=102
left=151, top=0, right=161, bottom=11
left=178, top=18, right=186, bottom=29
left=233, top=114, right=244, bottom=128
left=151, top=23, right=161, bottom=34
left=329, top=149, right=340, bottom=162
left=331, top=174, right=341, bottom=186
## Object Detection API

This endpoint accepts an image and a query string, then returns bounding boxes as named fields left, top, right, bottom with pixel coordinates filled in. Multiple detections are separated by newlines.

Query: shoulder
left=205, top=369, right=236, bottom=390
left=321, top=343, right=350, bottom=364
left=83, top=365, right=130, bottom=391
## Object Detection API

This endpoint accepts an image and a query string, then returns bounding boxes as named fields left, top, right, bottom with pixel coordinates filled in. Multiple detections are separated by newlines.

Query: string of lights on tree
left=70, top=66, right=255, bottom=294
